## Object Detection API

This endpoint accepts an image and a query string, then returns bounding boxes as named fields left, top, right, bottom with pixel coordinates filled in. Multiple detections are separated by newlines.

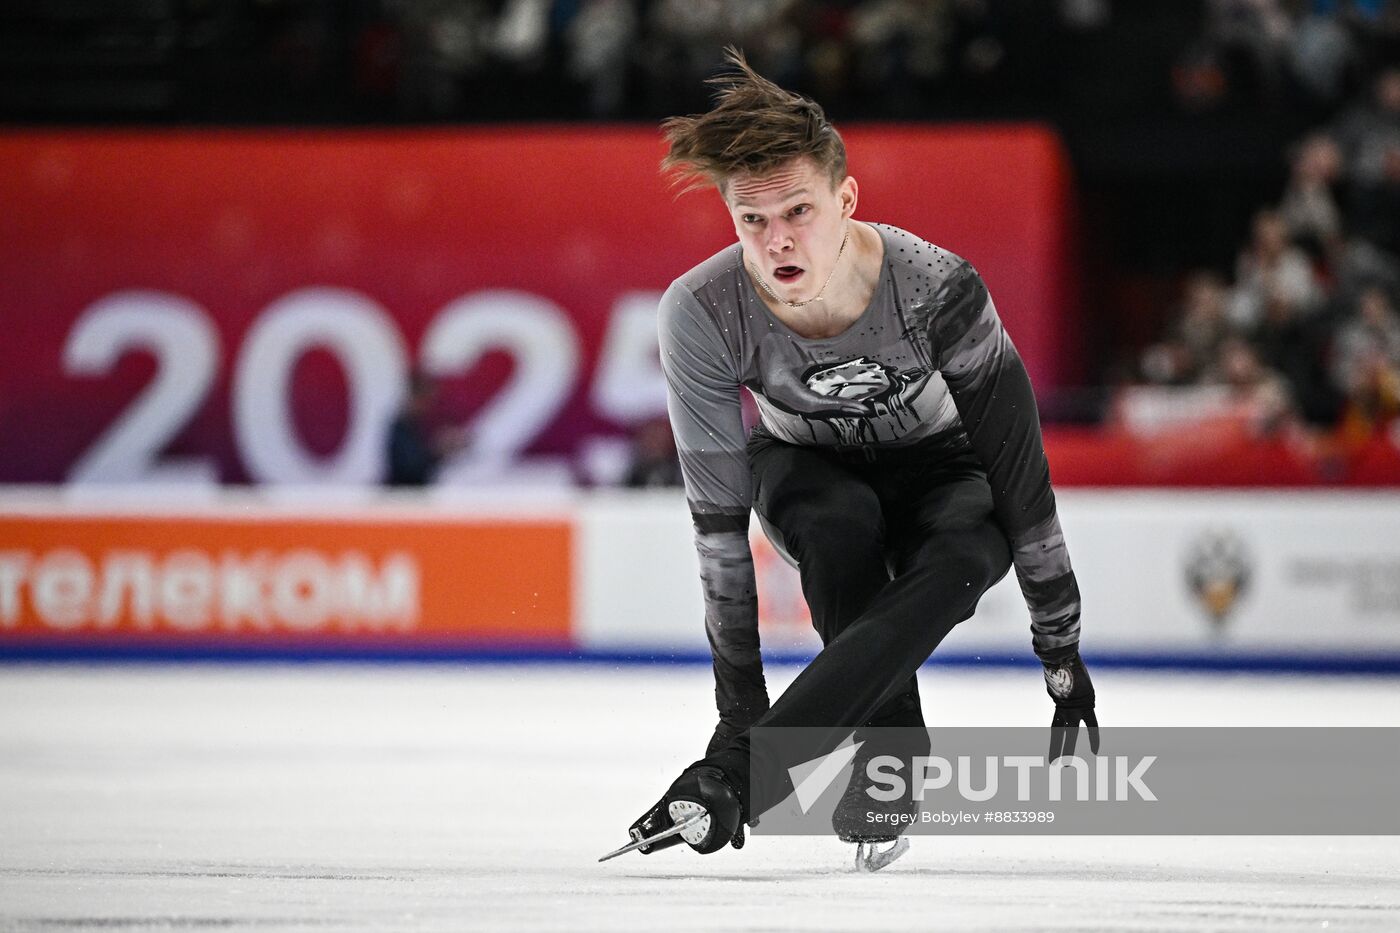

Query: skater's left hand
left=1043, top=651, right=1099, bottom=762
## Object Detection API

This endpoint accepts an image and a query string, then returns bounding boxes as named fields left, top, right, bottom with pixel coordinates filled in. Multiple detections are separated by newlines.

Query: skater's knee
left=964, top=528, right=1011, bottom=588
left=977, top=522, right=1014, bottom=585
left=908, top=521, right=1010, bottom=590
left=778, top=490, right=883, bottom=562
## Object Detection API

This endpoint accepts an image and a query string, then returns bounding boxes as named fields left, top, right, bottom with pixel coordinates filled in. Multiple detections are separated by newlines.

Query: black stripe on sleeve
left=692, top=511, right=751, bottom=535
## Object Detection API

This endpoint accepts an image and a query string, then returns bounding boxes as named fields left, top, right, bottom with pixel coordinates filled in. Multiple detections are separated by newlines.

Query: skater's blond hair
left=660, top=48, right=847, bottom=197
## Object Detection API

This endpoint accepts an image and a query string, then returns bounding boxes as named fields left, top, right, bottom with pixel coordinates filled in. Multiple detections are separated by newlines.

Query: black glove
left=1043, top=651, right=1099, bottom=762
left=705, top=698, right=769, bottom=756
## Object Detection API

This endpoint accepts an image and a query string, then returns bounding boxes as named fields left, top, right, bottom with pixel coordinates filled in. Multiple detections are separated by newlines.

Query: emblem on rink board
left=1184, top=529, right=1252, bottom=629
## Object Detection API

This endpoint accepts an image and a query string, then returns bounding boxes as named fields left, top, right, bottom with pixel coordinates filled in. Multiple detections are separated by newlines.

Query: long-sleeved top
left=658, top=223, right=1082, bottom=721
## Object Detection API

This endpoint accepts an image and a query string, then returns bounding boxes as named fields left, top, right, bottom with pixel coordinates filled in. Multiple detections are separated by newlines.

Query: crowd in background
left=221, top=1, right=1400, bottom=122
left=1171, top=0, right=1400, bottom=116
left=6, top=1, right=1394, bottom=123
left=1130, top=63, right=1400, bottom=459
left=375, top=0, right=1118, bottom=120
left=306, top=0, right=1400, bottom=121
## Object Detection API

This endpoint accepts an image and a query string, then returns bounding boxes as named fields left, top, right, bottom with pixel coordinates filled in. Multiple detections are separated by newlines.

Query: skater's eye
left=789, top=204, right=812, bottom=218
left=742, top=214, right=763, bottom=225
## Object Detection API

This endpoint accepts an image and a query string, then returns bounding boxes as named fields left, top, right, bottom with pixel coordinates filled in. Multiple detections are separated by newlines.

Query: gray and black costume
left=659, top=223, right=1082, bottom=770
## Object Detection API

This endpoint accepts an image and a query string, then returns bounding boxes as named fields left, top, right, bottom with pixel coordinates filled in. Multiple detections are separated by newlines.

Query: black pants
left=712, top=429, right=1013, bottom=814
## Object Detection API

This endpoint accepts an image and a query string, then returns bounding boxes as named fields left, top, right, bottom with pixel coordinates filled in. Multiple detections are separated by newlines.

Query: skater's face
left=724, top=157, right=857, bottom=306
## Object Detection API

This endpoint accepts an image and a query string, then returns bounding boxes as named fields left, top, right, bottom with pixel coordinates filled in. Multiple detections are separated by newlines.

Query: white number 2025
left=62, top=287, right=666, bottom=486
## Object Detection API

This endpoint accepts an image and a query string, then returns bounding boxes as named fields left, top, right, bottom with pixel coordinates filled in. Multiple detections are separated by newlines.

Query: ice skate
left=834, top=781, right=914, bottom=872
left=852, top=838, right=910, bottom=872
left=599, top=765, right=744, bottom=862
left=832, top=730, right=921, bottom=872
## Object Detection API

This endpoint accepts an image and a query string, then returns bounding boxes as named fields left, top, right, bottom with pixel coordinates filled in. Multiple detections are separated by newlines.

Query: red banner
left=0, top=126, right=1076, bottom=485
left=1045, top=429, right=1400, bottom=486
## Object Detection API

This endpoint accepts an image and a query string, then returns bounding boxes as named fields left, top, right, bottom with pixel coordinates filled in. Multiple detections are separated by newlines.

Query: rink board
left=2, top=489, right=1399, bottom=669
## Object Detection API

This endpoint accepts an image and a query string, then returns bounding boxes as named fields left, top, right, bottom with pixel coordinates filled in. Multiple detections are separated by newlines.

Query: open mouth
left=773, top=265, right=804, bottom=284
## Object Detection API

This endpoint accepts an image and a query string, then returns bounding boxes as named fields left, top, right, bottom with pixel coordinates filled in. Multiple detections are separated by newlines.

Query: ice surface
left=1, top=664, right=1398, bottom=932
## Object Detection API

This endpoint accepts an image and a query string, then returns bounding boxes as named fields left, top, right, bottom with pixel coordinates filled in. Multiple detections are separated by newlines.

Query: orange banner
left=0, top=514, right=571, bottom=647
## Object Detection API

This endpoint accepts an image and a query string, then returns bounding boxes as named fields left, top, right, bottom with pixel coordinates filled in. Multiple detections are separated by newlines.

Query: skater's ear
left=837, top=174, right=858, bottom=220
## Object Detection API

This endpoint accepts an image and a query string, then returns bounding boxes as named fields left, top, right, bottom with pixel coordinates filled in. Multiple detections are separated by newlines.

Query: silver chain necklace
left=748, top=229, right=850, bottom=309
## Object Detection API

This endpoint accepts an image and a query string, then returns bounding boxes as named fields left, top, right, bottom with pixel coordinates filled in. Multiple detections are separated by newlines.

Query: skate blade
left=597, top=812, right=707, bottom=863
left=853, top=837, right=910, bottom=873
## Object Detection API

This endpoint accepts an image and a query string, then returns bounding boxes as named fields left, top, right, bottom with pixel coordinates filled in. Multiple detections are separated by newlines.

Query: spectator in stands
left=1229, top=209, right=1322, bottom=330
left=1331, top=284, right=1400, bottom=437
left=493, top=0, right=552, bottom=69
left=1333, top=67, right=1400, bottom=186
left=1333, top=67, right=1400, bottom=252
left=385, top=371, right=467, bottom=487
left=1331, top=232, right=1400, bottom=304
left=1140, top=270, right=1234, bottom=385
left=638, top=0, right=747, bottom=114
left=1279, top=132, right=1345, bottom=259
left=1203, top=0, right=1296, bottom=108
left=566, top=0, right=639, bottom=116
left=846, top=0, right=951, bottom=117
left=1287, top=5, right=1360, bottom=110
left=394, top=0, right=495, bottom=118
left=1206, top=335, right=1298, bottom=437
left=1253, top=273, right=1341, bottom=424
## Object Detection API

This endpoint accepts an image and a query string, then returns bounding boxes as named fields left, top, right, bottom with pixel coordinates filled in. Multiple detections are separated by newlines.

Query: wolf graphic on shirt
left=760, top=349, right=933, bottom=446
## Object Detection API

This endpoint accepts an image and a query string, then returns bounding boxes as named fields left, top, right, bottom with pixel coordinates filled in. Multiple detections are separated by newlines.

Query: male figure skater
left=612, top=50, right=1098, bottom=865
